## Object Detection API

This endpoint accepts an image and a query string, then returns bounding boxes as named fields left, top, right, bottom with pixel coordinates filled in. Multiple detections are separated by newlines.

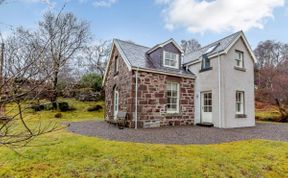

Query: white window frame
left=163, top=51, right=179, bottom=69
left=235, top=50, right=244, bottom=68
left=236, top=91, right=245, bottom=114
left=114, top=89, right=119, bottom=119
left=166, top=82, right=180, bottom=113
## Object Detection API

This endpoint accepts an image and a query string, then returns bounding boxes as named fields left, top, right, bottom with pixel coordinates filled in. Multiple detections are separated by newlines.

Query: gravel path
left=67, top=121, right=288, bottom=144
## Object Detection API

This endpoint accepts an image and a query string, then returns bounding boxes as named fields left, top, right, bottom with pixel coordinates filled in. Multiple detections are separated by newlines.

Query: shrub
left=80, top=73, right=103, bottom=92
left=58, top=102, right=70, bottom=112
left=31, top=104, right=45, bottom=112
left=54, top=113, right=63, bottom=118
left=87, top=105, right=103, bottom=112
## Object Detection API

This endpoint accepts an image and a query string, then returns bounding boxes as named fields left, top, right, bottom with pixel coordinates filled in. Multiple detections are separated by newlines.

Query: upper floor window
left=201, top=54, right=211, bottom=71
left=235, top=50, right=244, bottom=68
left=163, top=51, right=179, bottom=69
left=236, top=91, right=245, bottom=114
left=166, top=82, right=179, bottom=113
left=114, top=55, right=119, bottom=74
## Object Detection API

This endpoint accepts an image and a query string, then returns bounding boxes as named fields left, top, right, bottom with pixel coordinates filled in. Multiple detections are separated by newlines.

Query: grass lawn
left=0, top=99, right=287, bottom=177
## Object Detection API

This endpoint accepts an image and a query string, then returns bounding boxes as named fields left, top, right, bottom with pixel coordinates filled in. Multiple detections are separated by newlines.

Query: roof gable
left=183, top=31, right=257, bottom=65
left=146, top=38, right=183, bottom=54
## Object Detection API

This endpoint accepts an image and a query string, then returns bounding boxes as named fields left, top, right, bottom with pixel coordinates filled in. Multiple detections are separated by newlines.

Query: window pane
left=164, top=51, right=178, bottom=67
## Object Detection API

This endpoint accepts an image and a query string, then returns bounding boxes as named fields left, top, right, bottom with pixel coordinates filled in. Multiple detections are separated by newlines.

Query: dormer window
left=201, top=54, right=210, bottom=69
left=235, top=50, right=244, bottom=68
left=163, top=51, right=179, bottom=69
left=199, top=54, right=212, bottom=72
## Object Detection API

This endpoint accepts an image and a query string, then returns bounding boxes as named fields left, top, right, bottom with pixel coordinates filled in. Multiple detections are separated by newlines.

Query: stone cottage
left=102, top=31, right=256, bottom=128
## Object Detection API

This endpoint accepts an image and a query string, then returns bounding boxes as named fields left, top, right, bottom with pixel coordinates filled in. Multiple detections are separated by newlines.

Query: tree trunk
left=51, top=62, right=59, bottom=109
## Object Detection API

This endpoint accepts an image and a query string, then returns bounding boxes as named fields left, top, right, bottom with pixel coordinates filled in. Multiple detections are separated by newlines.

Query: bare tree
left=78, top=40, right=111, bottom=77
left=0, top=5, right=71, bottom=147
left=181, top=39, right=201, bottom=54
left=0, top=28, right=62, bottom=147
left=38, top=11, right=90, bottom=107
left=255, top=40, right=288, bottom=122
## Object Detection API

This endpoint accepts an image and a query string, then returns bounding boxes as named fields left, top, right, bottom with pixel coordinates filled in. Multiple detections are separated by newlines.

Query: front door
left=113, top=90, right=119, bottom=120
left=201, top=91, right=212, bottom=123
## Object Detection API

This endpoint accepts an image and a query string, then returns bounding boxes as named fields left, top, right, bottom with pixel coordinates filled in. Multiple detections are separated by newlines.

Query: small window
left=114, top=56, right=119, bottom=74
left=235, top=51, right=244, bottom=68
left=166, top=82, right=179, bottom=113
left=201, top=54, right=210, bottom=70
left=236, top=91, right=245, bottom=114
left=163, top=51, right=179, bottom=68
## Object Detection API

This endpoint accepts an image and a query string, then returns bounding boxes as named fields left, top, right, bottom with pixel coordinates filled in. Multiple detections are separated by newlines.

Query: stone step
left=196, top=122, right=214, bottom=127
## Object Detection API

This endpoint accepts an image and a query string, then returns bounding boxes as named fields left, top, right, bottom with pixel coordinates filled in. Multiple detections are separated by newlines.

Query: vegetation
left=80, top=73, right=103, bottom=92
left=255, top=101, right=281, bottom=121
left=0, top=99, right=287, bottom=177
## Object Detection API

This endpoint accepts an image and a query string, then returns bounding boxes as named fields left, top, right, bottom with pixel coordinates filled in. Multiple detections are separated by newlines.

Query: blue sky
left=0, top=0, right=287, bottom=49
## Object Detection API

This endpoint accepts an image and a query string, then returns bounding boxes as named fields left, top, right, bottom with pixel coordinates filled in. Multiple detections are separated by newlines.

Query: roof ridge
left=186, top=30, right=242, bottom=55
left=114, top=38, right=150, bottom=49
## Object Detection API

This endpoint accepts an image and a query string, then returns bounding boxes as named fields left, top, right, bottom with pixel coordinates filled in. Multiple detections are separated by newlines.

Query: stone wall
left=131, top=71, right=195, bottom=127
left=104, top=46, right=195, bottom=128
left=104, top=47, right=133, bottom=121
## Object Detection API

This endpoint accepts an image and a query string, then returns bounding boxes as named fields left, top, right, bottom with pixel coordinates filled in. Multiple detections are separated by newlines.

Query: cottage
left=102, top=31, right=256, bottom=128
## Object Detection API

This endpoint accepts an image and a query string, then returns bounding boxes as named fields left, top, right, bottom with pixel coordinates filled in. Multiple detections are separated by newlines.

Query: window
left=163, top=51, right=179, bottom=68
left=235, top=50, right=244, bottom=68
left=236, top=91, right=245, bottom=114
left=203, top=92, right=212, bottom=112
left=201, top=54, right=211, bottom=70
left=114, top=56, right=119, bottom=74
left=166, top=82, right=179, bottom=113
left=113, top=89, right=119, bottom=118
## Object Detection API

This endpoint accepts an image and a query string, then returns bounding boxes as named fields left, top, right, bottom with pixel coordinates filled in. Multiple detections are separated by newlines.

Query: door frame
left=200, top=91, right=213, bottom=123
left=113, top=90, right=119, bottom=120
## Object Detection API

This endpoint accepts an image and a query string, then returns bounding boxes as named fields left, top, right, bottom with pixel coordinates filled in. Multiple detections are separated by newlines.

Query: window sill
left=199, top=67, right=213, bottom=73
left=234, top=66, right=246, bottom=72
left=235, top=114, right=247, bottom=118
left=163, top=112, right=182, bottom=117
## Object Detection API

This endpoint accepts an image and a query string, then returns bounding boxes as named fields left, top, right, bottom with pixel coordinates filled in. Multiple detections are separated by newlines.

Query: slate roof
left=115, top=39, right=194, bottom=78
left=183, top=31, right=242, bottom=64
left=113, top=31, right=242, bottom=77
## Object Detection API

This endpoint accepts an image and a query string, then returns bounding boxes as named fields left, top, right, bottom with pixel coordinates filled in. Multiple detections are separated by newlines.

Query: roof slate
left=115, top=39, right=194, bottom=77
left=183, top=31, right=242, bottom=64
left=114, top=31, right=242, bottom=77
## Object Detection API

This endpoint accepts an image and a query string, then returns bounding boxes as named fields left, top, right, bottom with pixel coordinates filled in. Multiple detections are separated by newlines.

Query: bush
left=54, top=113, right=63, bottom=118
left=87, top=105, right=103, bottom=112
left=31, top=104, right=45, bottom=112
left=58, top=102, right=70, bottom=112
left=80, top=73, right=102, bottom=92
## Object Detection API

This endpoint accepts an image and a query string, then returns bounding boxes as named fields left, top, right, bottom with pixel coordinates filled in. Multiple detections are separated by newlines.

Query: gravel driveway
left=67, top=121, right=288, bottom=144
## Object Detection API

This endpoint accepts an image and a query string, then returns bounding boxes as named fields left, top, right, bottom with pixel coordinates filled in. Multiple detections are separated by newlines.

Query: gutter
left=134, top=67, right=139, bottom=129
left=131, top=67, right=196, bottom=79
left=217, top=52, right=222, bottom=128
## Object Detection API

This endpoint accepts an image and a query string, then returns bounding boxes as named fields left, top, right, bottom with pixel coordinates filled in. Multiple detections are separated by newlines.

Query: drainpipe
left=217, top=52, right=222, bottom=128
left=135, top=67, right=139, bottom=129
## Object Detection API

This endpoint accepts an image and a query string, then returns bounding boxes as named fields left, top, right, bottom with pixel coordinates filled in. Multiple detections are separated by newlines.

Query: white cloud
left=156, top=0, right=285, bottom=33
left=21, top=0, right=56, bottom=10
left=92, top=0, right=118, bottom=7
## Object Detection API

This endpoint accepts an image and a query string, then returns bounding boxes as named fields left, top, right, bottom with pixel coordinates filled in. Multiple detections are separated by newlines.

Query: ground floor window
left=236, top=91, right=245, bottom=114
left=166, top=82, right=179, bottom=113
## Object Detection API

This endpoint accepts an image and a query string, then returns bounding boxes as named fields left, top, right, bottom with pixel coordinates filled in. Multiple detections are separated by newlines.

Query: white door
left=113, top=90, right=119, bottom=120
left=201, top=92, right=212, bottom=123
